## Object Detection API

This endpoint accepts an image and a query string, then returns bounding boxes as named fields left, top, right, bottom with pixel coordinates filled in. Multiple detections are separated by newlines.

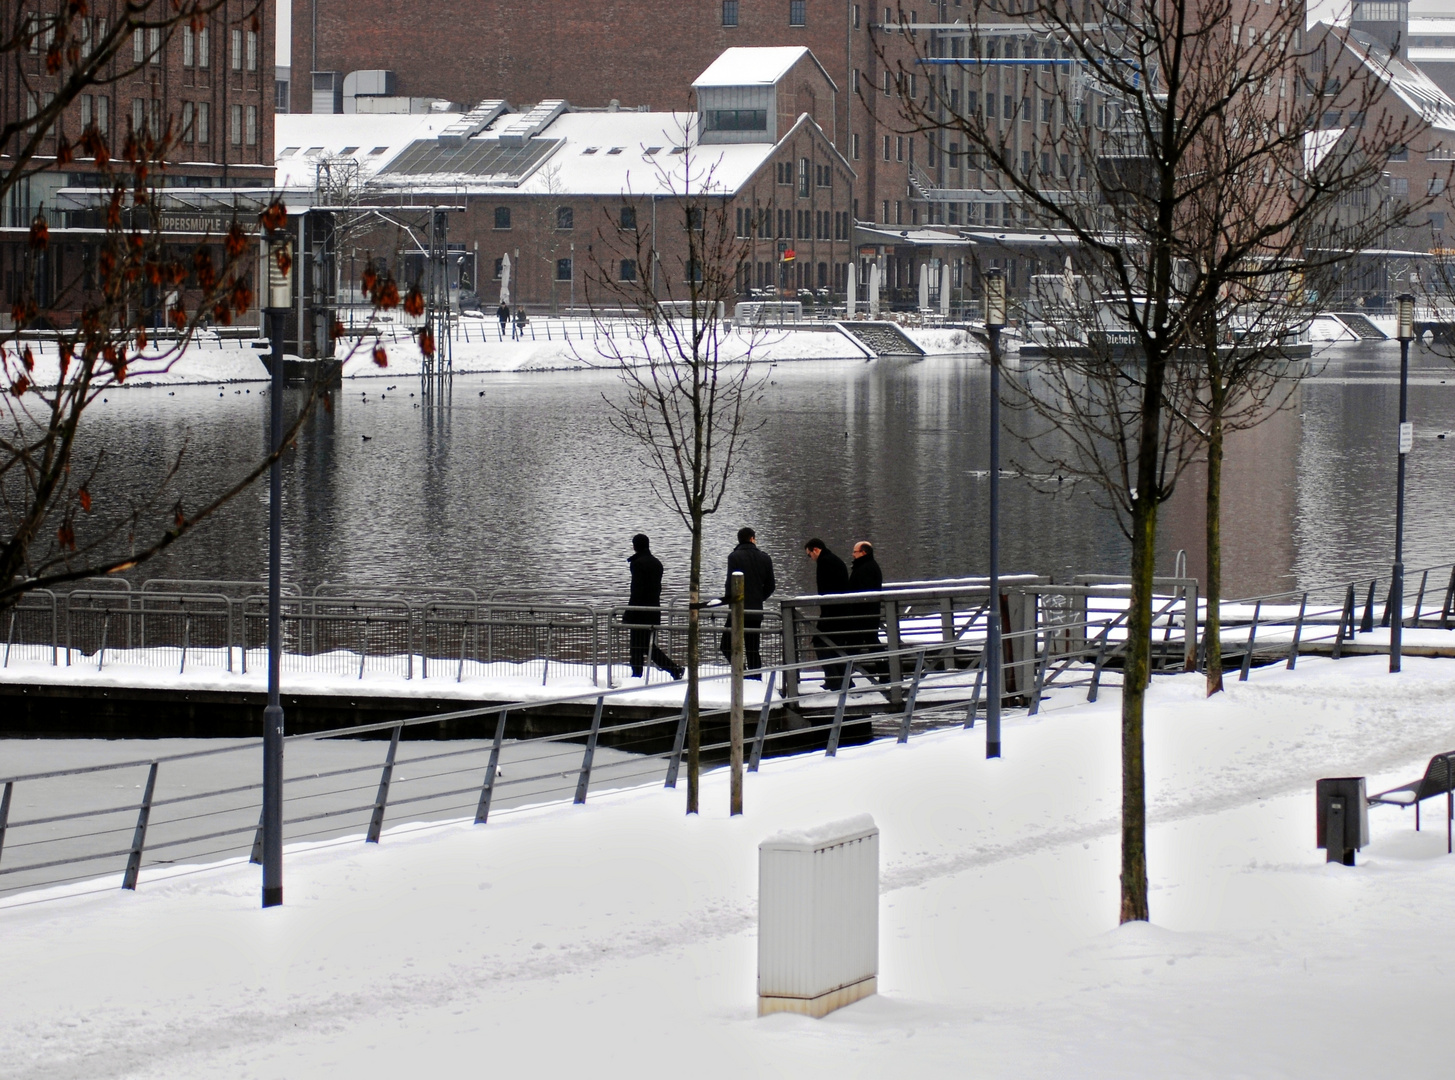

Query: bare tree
left=886, top=0, right=1423, bottom=920
left=585, top=147, right=768, bottom=814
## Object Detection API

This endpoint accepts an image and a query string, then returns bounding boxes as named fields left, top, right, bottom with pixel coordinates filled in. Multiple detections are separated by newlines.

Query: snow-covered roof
left=1409, top=45, right=1455, bottom=60
left=1338, top=27, right=1455, bottom=132
left=274, top=113, right=448, bottom=188
left=693, top=46, right=822, bottom=88
left=1409, top=16, right=1455, bottom=34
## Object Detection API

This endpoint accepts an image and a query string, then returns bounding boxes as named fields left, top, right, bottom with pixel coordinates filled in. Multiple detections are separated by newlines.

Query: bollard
left=1316, top=777, right=1369, bottom=866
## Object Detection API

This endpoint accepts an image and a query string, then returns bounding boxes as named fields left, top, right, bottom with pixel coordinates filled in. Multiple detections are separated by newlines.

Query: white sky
left=276, top=0, right=289, bottom=68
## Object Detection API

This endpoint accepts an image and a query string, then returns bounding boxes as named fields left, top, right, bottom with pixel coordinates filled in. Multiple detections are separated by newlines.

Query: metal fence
left=6, top=560, right=1455, bottom=904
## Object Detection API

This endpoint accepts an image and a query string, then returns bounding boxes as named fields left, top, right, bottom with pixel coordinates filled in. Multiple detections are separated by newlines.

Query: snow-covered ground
left=5, top=654, right=1455, bottom=1078
left=10, top=317, right=982, bottom=391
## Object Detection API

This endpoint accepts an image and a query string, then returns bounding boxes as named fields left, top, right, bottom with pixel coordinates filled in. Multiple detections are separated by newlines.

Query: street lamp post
left=262, top=228, right=295, bottom=908
left=984, top=268, right=1006, bottom=758
left=1391, top=293, right=1415, bottom=673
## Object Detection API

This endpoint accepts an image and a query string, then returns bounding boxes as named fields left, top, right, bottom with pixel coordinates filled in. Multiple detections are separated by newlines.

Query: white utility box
left=757, top=814, right=879, bottom=1017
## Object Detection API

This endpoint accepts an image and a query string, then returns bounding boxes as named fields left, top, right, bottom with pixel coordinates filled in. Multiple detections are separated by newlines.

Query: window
left=556, top=258, right=573, bottom=281
left=198, top=26, right=209, bottom=68
left=246, top=29, right=258, bottom=70
left=494, top=206, right=511, bottom=229
left=884, top=71, right=892, bottom=96
left=197, top=102, right=208, bottom=142
left=798, top=157, right=810, bottom=197
left=231, top=28, right=242, bottom=70
left=369, top=146, right=389, bottom=155
left=852, top=69, right=860, bottom=95
left=556, top=206, right=574, bottom=230
left=723, top=0, right=739, bottom=26
left=1352, top=1, right=1406, bottom=19
left=133, top=30, right=144, bottom=63
left=184, top=26, right=195, bottom=66
left=81, top=95, right=93, bottom=129
left=852, top=133, right=860, bottom=159
left=230, top=103, right=242, bottom=145
left=853, top=3, right=861, bottom=28
left=687, top=206, right=704, bottom=231
left=246, top=105, right=257, bottom=146
left=790, top=0, right=806, bottom=26
left=1430, top=177, right=1446, bottom=195
left=181, top=101, right=194, bottom=140
left=896, top=136, right=904, bottom=161
left=707, top=109, right=766, bottom=131
left=1041, top=98, right=1052, bottom=123
left=882, top=135, right=890, bottom=161
left=619, top=206, right=637, bottom=230
left=1391, top=145, right=1410, bottom=162
left=1390, top=176, right=1410, bottom=197
left=148, top=28, right=160, bottom=63
left=777, top=160, right=794, bottom=184
left=493, top=258, right=504, bottom=280
left=620, top=259, right=638, bottom=282
left=132, top=98, right=144, bottom=132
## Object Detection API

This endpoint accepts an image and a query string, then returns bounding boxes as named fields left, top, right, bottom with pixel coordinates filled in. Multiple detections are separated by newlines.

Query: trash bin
left=1316, top=777, right=1369, bottom=866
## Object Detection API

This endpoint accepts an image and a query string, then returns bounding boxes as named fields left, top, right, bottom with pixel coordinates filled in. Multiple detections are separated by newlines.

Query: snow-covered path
left=5, top=655, right=1455, bottom=1078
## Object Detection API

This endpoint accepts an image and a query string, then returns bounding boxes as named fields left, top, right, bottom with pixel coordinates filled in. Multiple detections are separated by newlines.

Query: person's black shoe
left=631, top=669, right=644, bottom=678
left=669, top=667, right=685, bottom=680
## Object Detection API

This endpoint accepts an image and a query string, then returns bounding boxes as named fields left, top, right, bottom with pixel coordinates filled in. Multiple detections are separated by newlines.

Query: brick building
left=2, top=2, right=275, bottom=315
left=274, top=47, right=856, bottom=346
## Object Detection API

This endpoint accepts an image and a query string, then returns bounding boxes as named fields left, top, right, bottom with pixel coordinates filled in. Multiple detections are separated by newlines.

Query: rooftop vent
left=497, top=100, right=568, bottom=146
left=437, top=99, right=509, bottom=146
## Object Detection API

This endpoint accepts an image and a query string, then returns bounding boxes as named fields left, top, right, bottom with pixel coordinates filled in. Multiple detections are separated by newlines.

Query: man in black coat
left=846, top=540, right=887, bottom=680
left=804, top=537, right=851, bottom=691
left=626, top=534, right=683, bottom=679
left=722, top=526, right=775, bottom=674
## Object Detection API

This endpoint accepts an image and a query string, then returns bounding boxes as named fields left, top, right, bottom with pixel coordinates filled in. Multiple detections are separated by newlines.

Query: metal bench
left=1368, top=751, right=1455, bottom=852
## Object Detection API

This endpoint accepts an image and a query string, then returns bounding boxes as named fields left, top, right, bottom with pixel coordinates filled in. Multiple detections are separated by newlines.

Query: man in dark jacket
left=846, top=540, right=887, bottom=680
left=722, top=526, right=775, bottom=674
left=804, top=537, right=851, bottom=691
left=626, top=534, right=683, bottom=679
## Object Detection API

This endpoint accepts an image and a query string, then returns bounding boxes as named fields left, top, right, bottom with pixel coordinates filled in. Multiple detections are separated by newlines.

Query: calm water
left=69, top=339, right=1455, bottom=601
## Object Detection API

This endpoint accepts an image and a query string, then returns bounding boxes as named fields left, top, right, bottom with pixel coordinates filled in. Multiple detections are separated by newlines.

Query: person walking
left=625, top=534, right=683, bottom=680
left=513, top=306, right=529, bottom=340
left=497, top=302, right=510, bottom=338
left=722, top=526, right=775, bottom=675
left=846, top=540, right=887, bottom=680
left=804, top=538, right=851, bottom=691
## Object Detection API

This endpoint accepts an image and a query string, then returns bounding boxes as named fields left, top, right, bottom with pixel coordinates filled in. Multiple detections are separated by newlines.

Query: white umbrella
left=940, top=262, right=952, bottom=318
left=869, top=263, right=881, bottom=319
left=500, top=253, right=512, bottom=306
left=918, top=263, right=930, bottom=311
left=846, top=260, right=857, bottom=317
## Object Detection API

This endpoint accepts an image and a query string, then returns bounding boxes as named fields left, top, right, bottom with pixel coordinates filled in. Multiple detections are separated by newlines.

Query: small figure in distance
left=513, top=306, right=529, bottom=340
left=847, top=540, right=888, bottom=682
left=626, top=533, right=683, bottom=680
left=804, top=537, right=851, bottom=692
left=497, top=301, right=510, bottom=338
left=722, top=526, right=776, bottom=677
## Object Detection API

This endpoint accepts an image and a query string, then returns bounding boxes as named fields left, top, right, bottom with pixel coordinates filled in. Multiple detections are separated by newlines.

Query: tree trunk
left=1120, top=489, right=1157, bottom=924
left=1204, top=397, right=1225, bottom=696
left=686, top=516, right=703, bottom=815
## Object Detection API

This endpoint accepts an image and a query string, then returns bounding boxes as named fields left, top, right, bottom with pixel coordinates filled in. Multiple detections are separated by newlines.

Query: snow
left=761, top=813, right=878, bottom=851
left=274, top=114, right=446, bottom=188
left=693, top=46, right=817, bottom=88
left=6, top=654, right=1455, bottom=1077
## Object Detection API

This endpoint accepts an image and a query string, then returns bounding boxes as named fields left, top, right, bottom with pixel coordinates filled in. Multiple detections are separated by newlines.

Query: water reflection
left=75, top=338, right=1455, bottom=600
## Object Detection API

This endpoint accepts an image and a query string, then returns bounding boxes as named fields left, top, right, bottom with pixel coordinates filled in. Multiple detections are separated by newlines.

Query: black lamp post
left=261, top=227, right=294, bottom=907
left=1391, top=292, right=1414, bottom=674
left=984, top=267, right=1006, bottom=758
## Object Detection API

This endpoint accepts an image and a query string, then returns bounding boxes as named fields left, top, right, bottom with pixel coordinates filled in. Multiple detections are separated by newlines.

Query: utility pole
left=261, top=223, right=295, bottom=908
left=1391, top=292, right=1414, bottom=673
left=983, top=268, right=1006, bottom=758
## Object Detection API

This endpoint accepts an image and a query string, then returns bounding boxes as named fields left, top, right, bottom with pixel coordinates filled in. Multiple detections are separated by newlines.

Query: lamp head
left=1397, top=293, right=1415, bottom=342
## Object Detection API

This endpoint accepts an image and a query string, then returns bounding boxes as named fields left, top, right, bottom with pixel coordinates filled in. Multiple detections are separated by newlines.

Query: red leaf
left=29, top=213, right=49, bottom=251
left=419, top=329, right=435, bottom=359
left=224, top=223, right=248, bottom=259
left=378, top=280, right=399, bottom=309
left=259, top=200, right=288, bottom=232
left=10, top=376, right=29, bottom=396
left=373, top=346, right=388, bottom=368
left=78, top=488, right=92, bottom=513
left=403, top=288, right=425, bottom=318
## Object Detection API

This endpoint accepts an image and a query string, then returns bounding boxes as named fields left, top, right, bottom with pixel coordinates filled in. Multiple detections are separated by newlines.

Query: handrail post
left=964, top=649, right=985, bottom=728
left=366, top=723, right=403, bottom=843
left=1360, top=579, right=1376, bottom=633
left=1287, top=593, right=1308, bottom=670
left=1412, top=569, right=1429, bottom=628
left=1334, top=584, right=1355, bottom=659
left=664, top=703, right=689, bottom=788
left=780, top=604, right=800, bottom=700
left=826, top=662, right=855, bottom=757
left=1027, top=627, right=1051, bottom=716
left=474, top=710, right=509, bottom=823
left=0, top=781, right=12, bottom=866
left=884, top=599, right=903, bottom=708
left=122, top=761, right=159, bottom=890
left=180, top=612, right=190, bottom=675
left=897, top=649, right=927, bottom=743
left=574, top=696, right=605, bottom=803
left=749, top=669, right=777, bottom=771
left=1240, top=600, right=1262, bottom=682
left=1088, top=626, right=1110, bottom=702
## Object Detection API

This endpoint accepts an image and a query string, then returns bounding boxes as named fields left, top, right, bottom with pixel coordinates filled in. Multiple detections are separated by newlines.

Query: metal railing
left=7, top=560, right=1455, bottom=904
